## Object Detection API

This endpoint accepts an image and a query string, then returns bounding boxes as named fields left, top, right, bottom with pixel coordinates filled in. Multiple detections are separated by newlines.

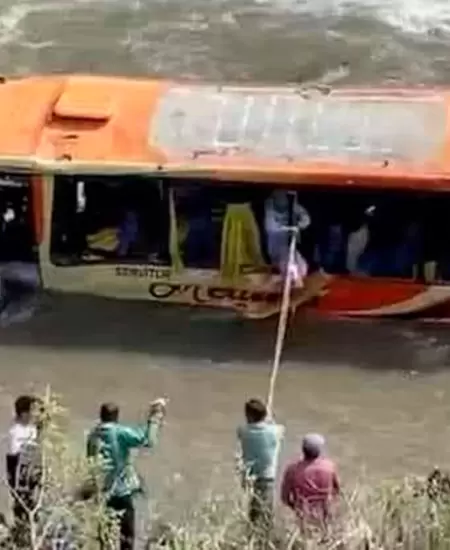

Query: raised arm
left=117, top=420, right=159, bottom=449
left=294, top=204, right=311, bottom=230
left=118, top=399, right=167, bottom=451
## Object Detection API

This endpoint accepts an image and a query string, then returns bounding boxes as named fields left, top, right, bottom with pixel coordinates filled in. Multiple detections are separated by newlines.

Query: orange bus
left=0, top=74, right=449, bottom=321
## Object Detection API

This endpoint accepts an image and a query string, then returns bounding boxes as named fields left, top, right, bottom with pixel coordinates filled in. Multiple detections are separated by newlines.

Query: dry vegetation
left=0, top=388, right=119, bottom=549
left=1, top=390, right=450, bottom=550
left=149, top=475, right=450, bottom=550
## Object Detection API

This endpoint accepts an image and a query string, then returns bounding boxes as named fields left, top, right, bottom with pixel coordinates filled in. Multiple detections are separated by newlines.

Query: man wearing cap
left=280, top=433, right=340, bottom=527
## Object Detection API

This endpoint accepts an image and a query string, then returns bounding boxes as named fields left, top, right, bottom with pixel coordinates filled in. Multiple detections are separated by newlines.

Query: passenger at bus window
left=389, top=221, right=422, bottom=278
left=264, top=190, right=310, bottom=287
left=346, top=207, right=372, bottom=274
left=315, top=224, right=347, bottom=274
left=313, top=195, right=368, bottom=275
left=356, top=204, right=421, bottom=278
left=353, top=202, right=387, bottom=274
left=118, top=210, right=139, bottom=258
left=178, top=189, right=216, bottom=268
left=355, top=204, right=391, bottom=277
left=307, top=196, right=335, bottom=274
left=140, top=184, right=170, bottom=264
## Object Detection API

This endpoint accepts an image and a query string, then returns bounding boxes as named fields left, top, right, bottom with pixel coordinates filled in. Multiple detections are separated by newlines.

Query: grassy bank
left=2, top=390, right=450, bottom=550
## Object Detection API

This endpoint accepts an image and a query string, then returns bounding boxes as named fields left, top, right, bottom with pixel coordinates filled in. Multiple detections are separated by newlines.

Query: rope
left=266, top=226, right=299, bottom=418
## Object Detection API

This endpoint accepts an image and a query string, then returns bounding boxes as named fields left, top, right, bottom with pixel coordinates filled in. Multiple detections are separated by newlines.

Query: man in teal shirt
left=237, top=399, right=284, bottom=536
left=87, top=399, right=166, bottom=550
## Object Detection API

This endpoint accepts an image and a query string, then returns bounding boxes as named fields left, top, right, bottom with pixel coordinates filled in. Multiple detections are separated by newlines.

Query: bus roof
left=0, top=74, right=449, bottom=190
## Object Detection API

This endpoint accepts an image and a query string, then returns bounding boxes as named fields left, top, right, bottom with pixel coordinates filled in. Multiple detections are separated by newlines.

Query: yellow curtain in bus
left=168, top=188, right=184, bottom=273
left=220, top=203, right=266, bottom=281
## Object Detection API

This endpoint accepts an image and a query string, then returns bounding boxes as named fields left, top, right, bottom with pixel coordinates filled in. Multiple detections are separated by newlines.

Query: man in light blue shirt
left=237, top=398, right=284, bottom=534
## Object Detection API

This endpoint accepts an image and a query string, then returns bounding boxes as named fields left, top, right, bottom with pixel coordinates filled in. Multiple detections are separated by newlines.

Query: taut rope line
left=266, top=225, right=299, bottom=418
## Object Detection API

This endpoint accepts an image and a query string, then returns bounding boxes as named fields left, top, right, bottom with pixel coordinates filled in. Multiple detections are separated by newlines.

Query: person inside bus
left=391, top=220, right=422, bottom=278
left=356, top=199, right=422, bottom=278
left=309, top=192, right=369, bottom=275
left=117, top=210, right=140, bottom=258
left=264, top=190, right=310, bottom=287
left=356, top=203, right=393, bottom=276
left=310, top=192, right=345, bottom=274
left=176, top=185, right=217, bottom=268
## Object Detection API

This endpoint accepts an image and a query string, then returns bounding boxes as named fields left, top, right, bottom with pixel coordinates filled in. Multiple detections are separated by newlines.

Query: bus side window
left=169, top=181, right=267, bottom=274
left=50, top=175, right=170, bottom=266
left=170, top=183, right=220, bottom=269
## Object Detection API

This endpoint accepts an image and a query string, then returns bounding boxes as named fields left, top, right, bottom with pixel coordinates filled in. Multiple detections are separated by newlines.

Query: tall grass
left=1, top=390, right=450, bottom=550
left=153, top=475, right=450, bottom=550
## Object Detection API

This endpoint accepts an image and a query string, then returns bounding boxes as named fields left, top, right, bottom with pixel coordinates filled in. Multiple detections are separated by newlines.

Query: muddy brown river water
left=0, top=293, right=450, bottom=522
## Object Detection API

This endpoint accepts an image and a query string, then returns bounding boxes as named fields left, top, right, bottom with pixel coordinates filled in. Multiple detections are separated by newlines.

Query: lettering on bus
left=148, top=282, right=279, bottom=304
left=115, top=266, right=171, bottom=279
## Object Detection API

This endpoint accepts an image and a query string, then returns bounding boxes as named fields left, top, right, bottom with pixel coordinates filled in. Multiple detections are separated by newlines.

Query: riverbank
left=1, top=295, right=450, bottom=548
left=1, top=390, right=448, bottom=550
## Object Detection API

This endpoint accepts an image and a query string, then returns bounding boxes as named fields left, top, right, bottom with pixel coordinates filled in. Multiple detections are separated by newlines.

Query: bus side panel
left=308, top=275, right=450, bottom=319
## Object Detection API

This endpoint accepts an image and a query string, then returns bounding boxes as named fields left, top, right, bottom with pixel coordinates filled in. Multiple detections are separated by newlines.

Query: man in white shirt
left=5, top=395, right=38, bottom=539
